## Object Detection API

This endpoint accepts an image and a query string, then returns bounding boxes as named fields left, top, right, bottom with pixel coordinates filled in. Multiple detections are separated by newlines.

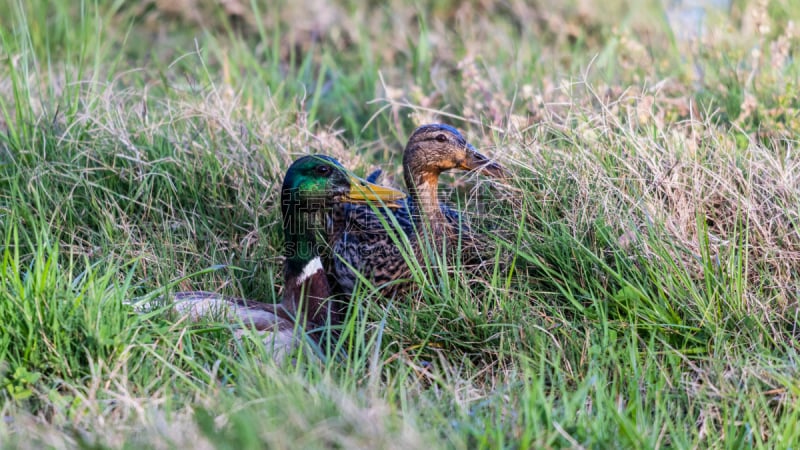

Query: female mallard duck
left=152, top=155, right=405, bottom=358
left=327, top=124, right=507, bottom=297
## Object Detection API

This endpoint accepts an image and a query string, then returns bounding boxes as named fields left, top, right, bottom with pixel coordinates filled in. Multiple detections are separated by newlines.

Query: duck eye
left=315, top=165, right=332, bottom=176
left=435, top=134, right=448, bottom=143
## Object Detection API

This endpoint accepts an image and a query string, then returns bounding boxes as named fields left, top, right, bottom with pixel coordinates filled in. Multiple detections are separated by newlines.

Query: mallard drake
left=152, top=155, right=406, bottom=358
left=327, top=124, right=507, bottom=297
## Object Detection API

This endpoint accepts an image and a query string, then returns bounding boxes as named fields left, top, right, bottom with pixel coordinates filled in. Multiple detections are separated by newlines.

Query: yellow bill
left=346, top=176, right=406, bottom=208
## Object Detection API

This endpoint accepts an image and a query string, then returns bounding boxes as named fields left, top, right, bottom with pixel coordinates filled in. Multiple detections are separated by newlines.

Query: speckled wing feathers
left=326, top=197, right=482, bottom=297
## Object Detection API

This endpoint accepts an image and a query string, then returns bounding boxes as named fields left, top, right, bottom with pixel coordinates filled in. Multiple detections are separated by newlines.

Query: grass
left=1, top=0, right=800, bottom=448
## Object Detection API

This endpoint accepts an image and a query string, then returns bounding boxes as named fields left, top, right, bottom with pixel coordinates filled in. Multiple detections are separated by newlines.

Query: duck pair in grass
left=162, top=124, right=506, bottom=358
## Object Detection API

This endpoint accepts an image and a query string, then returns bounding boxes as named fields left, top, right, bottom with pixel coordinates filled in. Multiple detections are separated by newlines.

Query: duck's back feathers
left=326, top=195, right=481, bottom=297
left=135, top=290, right=300, bottom=362
left=170, top=291, right=292, bottom=331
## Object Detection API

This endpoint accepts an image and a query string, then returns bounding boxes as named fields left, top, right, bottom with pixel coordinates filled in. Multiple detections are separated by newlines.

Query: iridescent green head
left=281, top=155, right=406, bottom=267
left=280, top=155, right=405, bottom=219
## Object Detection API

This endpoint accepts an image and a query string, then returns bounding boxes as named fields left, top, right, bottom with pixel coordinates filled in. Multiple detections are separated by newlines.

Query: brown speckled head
left=402, top=124, right=506, bottom=216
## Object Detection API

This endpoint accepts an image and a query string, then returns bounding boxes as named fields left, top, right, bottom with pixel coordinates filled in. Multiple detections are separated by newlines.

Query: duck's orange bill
left=461, top=148, right=510, bottom=179
left=346, top=176, right=406, bottom=208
